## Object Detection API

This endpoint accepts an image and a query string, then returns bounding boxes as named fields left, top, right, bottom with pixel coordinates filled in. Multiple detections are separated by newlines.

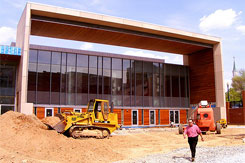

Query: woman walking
left=183, top=119, right=204, bottom=162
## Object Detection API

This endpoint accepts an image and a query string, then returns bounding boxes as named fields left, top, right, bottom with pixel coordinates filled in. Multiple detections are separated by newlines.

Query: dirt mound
left=41, top=116, right=61, bottom=127
left=0, top=111, right=48, bottom=130
left=0, top=111, right=123, bottom=163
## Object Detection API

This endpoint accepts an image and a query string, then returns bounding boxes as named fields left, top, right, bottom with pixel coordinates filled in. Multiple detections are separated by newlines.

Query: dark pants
left=188, top=136, right=198, bottom=158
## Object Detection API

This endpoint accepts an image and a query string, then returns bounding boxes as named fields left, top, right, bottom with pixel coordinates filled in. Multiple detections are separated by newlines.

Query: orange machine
left=179, top=101, right=221, bottom=134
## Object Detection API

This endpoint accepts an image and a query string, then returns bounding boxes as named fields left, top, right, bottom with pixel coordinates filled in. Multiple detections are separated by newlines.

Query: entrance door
left=149, top=110, right=155, bottom=125
left=169, top=110, right=179, bottom=124
left=132, top=110, right=138, bottom=125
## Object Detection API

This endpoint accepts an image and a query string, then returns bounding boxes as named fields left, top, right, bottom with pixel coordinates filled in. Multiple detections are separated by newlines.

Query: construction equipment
left=179, top=101, right=221, bottom=134
left=53, top=99, right=120, bottom=139
left=216, top=119, right=227, bottom=128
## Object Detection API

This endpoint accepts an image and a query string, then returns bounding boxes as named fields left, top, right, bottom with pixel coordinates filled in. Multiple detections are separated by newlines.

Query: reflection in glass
left=27, top=50, right=37, bottom=103
left=77, top=54, right=88, bottom=105
left=37, top=50, right=51, bottom=104
left=89, top=56, right=97, bottom=100
left=112, top=58, right=122, bottom=106
left=51, top=52, right=61, bottom=104
left=135, top=61, right=143, bottom=106
left=143, top=62, right=152, bottom=106
left=103, top=57, right=111, bottom=101
left=123, top=59, right=130, bottom=106
left=153, top=63, right=160, bottom=107
left=67, top=53, right=76, bottom=105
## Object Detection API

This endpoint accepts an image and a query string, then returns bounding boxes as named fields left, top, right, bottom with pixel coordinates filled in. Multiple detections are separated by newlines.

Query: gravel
left=115, top=146, right=245, bottom=163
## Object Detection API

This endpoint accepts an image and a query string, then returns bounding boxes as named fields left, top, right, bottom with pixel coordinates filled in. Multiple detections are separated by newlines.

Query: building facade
left=26, top=44, right=189, bottom=125
left=0, top=2, right=226, bottom=127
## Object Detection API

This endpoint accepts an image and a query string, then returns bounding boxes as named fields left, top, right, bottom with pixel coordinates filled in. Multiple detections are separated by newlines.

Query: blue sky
left=0, top=0, right=245, bottom=87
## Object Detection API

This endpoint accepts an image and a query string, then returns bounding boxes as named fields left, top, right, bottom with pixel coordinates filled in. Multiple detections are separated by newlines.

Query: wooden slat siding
left=160, top=110, right=169, bottom=124
left=144, top=110, right=149, bottom=125
left=31, top=20, right=207, bottom=55
left=156, top=109, right=159, bottom=125
left=138, top=109, right=142, bottom=125
left=82, top=108, right=87, bottom=113
left=188, top=49, right=216, bottom=104
left=124, top=109, right=131, bottom=125
left=53, top=108, right=58, bottom=116
left=113, top=109, right=121, bottom=125
left=36, top=107, right=45, bottom=119
left=180, top=110, right=187, bottom=124
left=61, top=108, right=73, bottom=112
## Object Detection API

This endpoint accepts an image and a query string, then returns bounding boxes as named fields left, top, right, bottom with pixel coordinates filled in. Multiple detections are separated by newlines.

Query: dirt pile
left=0, top=111, right=123, bottom=163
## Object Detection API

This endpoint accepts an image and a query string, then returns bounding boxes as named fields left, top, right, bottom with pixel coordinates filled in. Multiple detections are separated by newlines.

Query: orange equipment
left=179, top=101, right=221, bottom=134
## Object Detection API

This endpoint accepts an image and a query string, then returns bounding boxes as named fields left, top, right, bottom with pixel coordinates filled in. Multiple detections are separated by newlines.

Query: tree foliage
left=231, top=69, right=245, bottom=93
left=226, top=88, right=241, bottom=101
left=227, top=69, right=245, bottom=101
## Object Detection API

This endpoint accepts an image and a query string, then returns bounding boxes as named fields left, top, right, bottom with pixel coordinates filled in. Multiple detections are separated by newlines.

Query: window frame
left=45, top=108, right=54, bottom=117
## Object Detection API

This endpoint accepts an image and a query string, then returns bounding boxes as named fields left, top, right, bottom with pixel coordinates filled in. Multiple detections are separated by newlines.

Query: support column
left=16, top=3, right=33, bottom=115
left=213, top=42, right=226, bottom=121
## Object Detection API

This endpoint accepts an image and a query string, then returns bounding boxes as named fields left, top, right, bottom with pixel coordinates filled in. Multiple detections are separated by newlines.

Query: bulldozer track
left=69, top=125, right=110, bottom=139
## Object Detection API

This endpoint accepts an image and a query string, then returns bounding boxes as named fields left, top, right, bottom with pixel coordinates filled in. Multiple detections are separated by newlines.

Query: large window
left=98, top=57, right=103, bottom=99
left=77, top=54, right=88, bottom=105
left=37, top=50, right=51, bottom=104
left=131, top=60, right=135, bottom=106
left=103, top=57, right=111, bottom=101
left=67, top=53, right=76, bottom=105
left=61, top=53, right=66, bottom=105
left=27, top=50, right=37, bottom=103
left=123, top=59, right=131, bottom=106
left=51, top=52, right=61, bottom=104
left=153, top=63, right=160, bottom=107
left=164, top=64, right=171, bottom=107
left=27, top=48, right=189, bottom=108
left=89, top=56, right=97, bottom=100
left=143, top=62, right=152, bottom=107
left=172, top=65, right=180, bottom=107
left=112, top=58, right=122, bottom=106
left=135, top=61, right=143, bottom=106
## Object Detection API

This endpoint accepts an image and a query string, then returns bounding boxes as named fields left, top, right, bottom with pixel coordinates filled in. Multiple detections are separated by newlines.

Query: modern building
left=0, top=2, right=226, bottom=127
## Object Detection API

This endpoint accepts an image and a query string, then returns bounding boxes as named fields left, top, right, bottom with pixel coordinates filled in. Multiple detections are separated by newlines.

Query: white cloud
left=123, top=50, right=168, bottom=60
left=236, top=25, right=245, bottom=35
left=0, top=26, right=16, bottom=45
left=199, top=9, right=241, bottom=32
left=123, top=50, right=183, bottom=65
left=80, top=42, right=93, bottom=50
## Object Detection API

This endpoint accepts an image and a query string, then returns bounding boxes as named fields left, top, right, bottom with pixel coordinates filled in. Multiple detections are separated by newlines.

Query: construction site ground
left=0, top=111, right=244, bottom=163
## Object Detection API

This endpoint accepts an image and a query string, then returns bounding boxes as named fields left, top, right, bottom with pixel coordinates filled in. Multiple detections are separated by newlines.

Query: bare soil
left=0, top=111, right=244, bottom=163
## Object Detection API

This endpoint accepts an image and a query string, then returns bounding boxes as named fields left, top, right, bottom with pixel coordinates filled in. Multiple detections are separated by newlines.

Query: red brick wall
left=226, top=90, right=245, bottom=124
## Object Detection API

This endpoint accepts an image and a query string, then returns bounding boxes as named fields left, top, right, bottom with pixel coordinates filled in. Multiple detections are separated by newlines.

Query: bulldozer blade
left=55, top=113, right=65, bottom=121
left=53, top=121, right=66, bottom=133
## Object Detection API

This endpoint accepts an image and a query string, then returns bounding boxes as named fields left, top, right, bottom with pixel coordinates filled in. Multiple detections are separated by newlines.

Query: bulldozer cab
left=87, top=99, right=110, bottom=121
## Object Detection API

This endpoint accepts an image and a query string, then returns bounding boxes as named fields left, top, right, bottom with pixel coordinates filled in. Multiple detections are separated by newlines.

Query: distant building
left=232, top=57, right=238, bottom=77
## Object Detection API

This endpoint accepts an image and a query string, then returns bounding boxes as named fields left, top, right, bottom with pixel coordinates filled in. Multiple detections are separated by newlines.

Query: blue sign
left=0, top=45, right=21, bottom=56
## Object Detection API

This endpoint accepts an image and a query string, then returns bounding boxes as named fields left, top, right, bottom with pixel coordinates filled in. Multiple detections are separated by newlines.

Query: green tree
left=230, top=69, right=245, bottom=101
left=226, top=88, right=241, bottom=101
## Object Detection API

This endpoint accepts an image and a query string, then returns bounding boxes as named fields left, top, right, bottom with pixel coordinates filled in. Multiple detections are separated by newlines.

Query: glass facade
left=28, top=49, right=189, bottom=107
left=0, top=64, right=16, bottom=114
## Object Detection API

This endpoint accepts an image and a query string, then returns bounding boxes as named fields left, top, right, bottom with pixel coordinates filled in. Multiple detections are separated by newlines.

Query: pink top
left=184, top=125, right=201, bottom=137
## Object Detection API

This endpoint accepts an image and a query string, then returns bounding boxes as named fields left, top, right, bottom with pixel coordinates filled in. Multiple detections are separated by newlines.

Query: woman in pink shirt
left=183, top=119, right=204, bottom=162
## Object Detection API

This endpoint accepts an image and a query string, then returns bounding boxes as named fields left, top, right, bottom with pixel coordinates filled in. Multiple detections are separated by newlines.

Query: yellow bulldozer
left=52, top=99, right=120, bottom=139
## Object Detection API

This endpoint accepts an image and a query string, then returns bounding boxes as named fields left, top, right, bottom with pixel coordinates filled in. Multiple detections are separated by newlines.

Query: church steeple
left=232, top=57, right=238, bottom=77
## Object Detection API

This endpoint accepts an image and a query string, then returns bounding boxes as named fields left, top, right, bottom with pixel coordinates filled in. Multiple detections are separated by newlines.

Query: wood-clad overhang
left=30, top=5, right=220, bottom=55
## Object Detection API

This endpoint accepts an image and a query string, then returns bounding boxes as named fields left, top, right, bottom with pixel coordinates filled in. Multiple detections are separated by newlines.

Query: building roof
left=24, top=2, right=221, bottom=56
